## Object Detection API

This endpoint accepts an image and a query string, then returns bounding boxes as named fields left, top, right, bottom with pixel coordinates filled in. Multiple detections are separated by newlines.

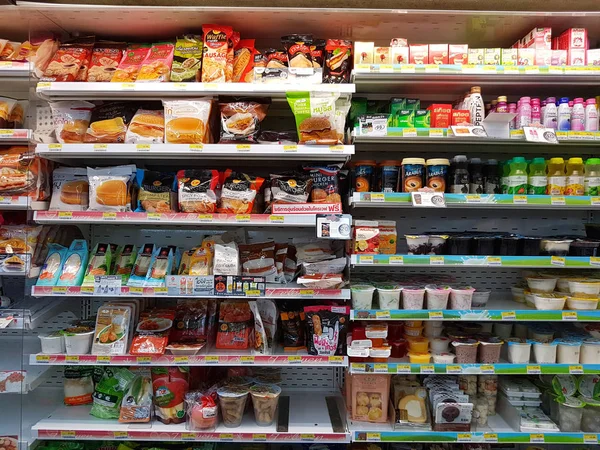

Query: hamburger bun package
left=126, top=108, right=165, bottom=144
left=218, top=97, right=270, bottom=143
left=49, top=167, right=89, bottom=211
left=163, top=99, right=213, bottom=144
left=49, top=101, right=95, bottom=143
left=88, top=165, right=135, bottom=212
left=84, top=102, right=137, bottom=143
left=287, top=92, right=341, bottom=145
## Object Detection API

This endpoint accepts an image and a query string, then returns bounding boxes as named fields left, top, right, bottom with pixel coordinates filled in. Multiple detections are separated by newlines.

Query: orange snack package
left=217, top=170, right=264, bottom=214
left=111, top=44, right=151, bottom=82
left=43, top=39, right=94, bottom=82
left=226, top=32, right=240, bottom=82
left=201, top=25, right=233, bottom=83
left=130, top=309, right=176, bottom=355
left=0, top=147, right=51, bottom=200
left=233, top=39, right=256, bottom=83
left=137, top=42, right=175, bottom=82
left=87, top=42, right=125, bottom=82
left=215, top=301, right=253, bottom=350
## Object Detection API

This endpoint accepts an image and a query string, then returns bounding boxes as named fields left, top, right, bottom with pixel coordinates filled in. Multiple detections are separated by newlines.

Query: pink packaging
left=429, top=44, right=448, bottom=65
left=559, top=28, right=588, bottom=49
left=552, top=37, right=559, bottom=50
left=409, top=44, right=429, bottom=64
left=521, top=27, right=552, bottom=50
left=587, top=49, right=600, bottom=66
left=535, top=49, right=552, bottom=66
left=449, top=44, right=468, bottom=64
left=518, top=48, right=536, bottom=66
left=568, top=48, right=586, bottom=66
left=391, top=46, right=409, bottom=65
left=552, top=50, right=568, bottom=66
left=390, top=38, right=408, bottom=48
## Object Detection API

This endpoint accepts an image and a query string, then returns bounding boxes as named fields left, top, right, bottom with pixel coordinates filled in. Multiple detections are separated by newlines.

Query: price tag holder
left=527, top=365, right=541, bottom=374
left=97, top=356, right=111, bottom=364
left=429, top=311, right=443, bottom=319
left=65, top=355, right=79, bottom=363
left=36, top=355, right=50, bottom=363
left=551, top=256, right=566, bottom=267
left=513, top=195, right=527, bottom=204
left=48, top=144, right=62, bottom=152
left=102, top=212, right=117, bottom=220
left=359, top=255, right=373, bottom=264
left=113, top=431, right=128, bottom=439
left=288, top=356, right=302, bottom=364
left=137, top=357, right=152, bottom=365
left=175, top=356, right=189, bottom=364
left=136, top=144, right=150, bottom=151
left=411, top=191, right=446, bottom=207
left=430, top=256, right=444, bottom=266
left=484, top=433, right=498, bottom=443
left=181, top=432, right=196, bottom=441
left=366, top=433, right=381, bottom=442
left=352, top=363, right=366, bottom=373
left=466, top=194, right=481, bottom=203
left=252, top=434, right=267, bottom=441
left=591, top=256, right=600, bottom=267
left=60, top=431, right=76, bottom=439
left=530, top=434, right=544, bottom=443
left=402, top=127, right=417, bottom=137
left=396, top=364, right=411, bottom=374
left=235, top=214, right=251, bottom=222
left=584, top=434, right=598, bottom=444
left=523, top=127, right=559, bottom=144
left=283, top=145, right=297, bottom=152
left=93, top=144, right=107, bottom=151
left=236, top=144, right=251, bottom=152
left=421, top=364, right=435, bottom=374
left=328, top=356, right=344, bottom=364
left=301, top=434, right=315, bottom=441
left=374, top=363, right=389, bottom=373
left=241, top=356, right=255, bottom=364
left=189, top=144, right=203, bottom=151
left=446, top=365, right=462, bottom=374
left=429, top=128, right=444, bottom=138
left=487, top=256, right=502, bottom=266
left=501, top=311, right=516, bottom=320
left=569, top=365, right=584, bottom=374
left=268, top=215, right=284, bottom=223
left=316, top=214, right=352, bottom=240
left=389, top=255, right=404, bottom=265
left=370, top=193, right=385, bottom=202
left=205, top=356, right=218, bottom=364
left=481, top=365, right=495, bottom=374
left=563, top=311, right=578, bottom=321
left=457, top=433, right=472, bottom=442
left=93, top=275, right=122, bottom=296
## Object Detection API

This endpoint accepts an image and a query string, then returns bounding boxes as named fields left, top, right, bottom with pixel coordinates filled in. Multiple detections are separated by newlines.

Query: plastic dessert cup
left=430, top=337, right=450, bottom=353
left=566, top=296, right=599, bottom=310
left=556, top=339, right=582, bottom=364
left=39, top=332, right=65, bottom=354
left=478, top=338, right=504, bottom=363
left=250, top=384, right=281, bottom=426
left=511, top=286, right=526, bottom=303
left=581, top=397, right=600, bottom=432
left=217, top=386, right=249, bottom=428
left=407, top=336, right=429, bottom=353
left=405, top=320, right=422, bottom=328
left=452, top=339, right=479, bottom=363
left=64, top=328, right=94, bottom=355
left=557, top=277, right=586, bottom=293
left=425, top=285, right=451, bottom=309
left=428, top=235, right=449, bottom=255
left=530, top=340, right=558, bottom=363
left=472, top=291, right=491, bottom=307
left=404, top=326, right=423, bottom=337
left=406, top=235, right=430, bottom=255
left=531, top=329, right=555, bottom=343
left=493, top=323, right=513, bottom=340
left=514, top=323, right=528, bottom=339
left=376, top=285, right=402, bottom=310
left=556, top=396, right=584, bottom=432
left=351, top=284, right=376, bottom=310
left=568, top=281, right=600, bottom=298
left=526, top=277, right=558, bottom=293
left=402, top=288, right=425, bottom=309
left=581, top=339, right=600, bottom=364
left=533, top=293, right=567, bottom=310
left=432, top=352, right=456, bottom=363
left=449, top=287, right=475, bottom=309
left=407, top=352, right=431, bottom=363
left=524, top=290, right=536, bottom=308
left=507, top=340, right=531, bottom=363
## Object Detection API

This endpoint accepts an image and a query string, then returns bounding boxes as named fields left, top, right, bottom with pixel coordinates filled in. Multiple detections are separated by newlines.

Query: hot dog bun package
left=50, top=167, right=89, bottom=211
left=88, top=165, right=136, bottom=212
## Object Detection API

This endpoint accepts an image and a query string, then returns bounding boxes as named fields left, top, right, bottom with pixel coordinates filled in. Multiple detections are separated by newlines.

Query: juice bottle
left=507, top=157, right=528, bottom=195
left=469, top=86, right=484, bottom=126
left=469, top=157, right=484, bottom=194
left=500, top=159, right=511, bottom=194
left=496, top=96, right=508, bottom=113
left=571, top=98, right=586, bottom=131
left=543, top=97, right=558, bottom=129
left=547, top=157, right=566, bottom=195
left=565, top=157, right=585, bottom=196
left=518, top=97, right=532, bottom=129
left=558, top=97, right=571, bottom=131
left=585, top=158, right=600, bottom=195
left=585, top=98, right=599, bottom=131
left=527, top=157, right=547, bottom=195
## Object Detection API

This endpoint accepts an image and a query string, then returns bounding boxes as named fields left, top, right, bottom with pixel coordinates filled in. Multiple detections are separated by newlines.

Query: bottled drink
left=585, top=157, right=600, bottom=195
left=527, top=157, right=547, bottom=195
left=501, top=159, right=511, bottom=194
left=490, top=99, right=498, bottom=113
left=531, top=98, right=541, bottom=127
left=557, top=97, right=571, bottom=131
left=496, top=96, right=508, bottom=113
left=508, top=103, right=518, bottom=129
left=483, top=159, right=500, bottom=194
left=543, top=97, right=558, bottom=129
left=547, top=157, right=566, bottom=195
left=469, top=86, right=484, bottom=126
left=571, top=98, right=585, bottom=131
left=507, top=157, right=528, bottom=195
left=518, top=97, right=532, bottom=129
left=450, top=155, right=470, bottom=194
left=565, top=157, right=585, bottom=196
left=585, top=98, right=599, bottom=131
left=469, top=157, right=484, bottom=194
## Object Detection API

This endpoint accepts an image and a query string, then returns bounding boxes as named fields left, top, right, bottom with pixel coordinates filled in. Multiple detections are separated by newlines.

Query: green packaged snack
left=414, top=109, right=431, bottom=128
left=397, top=110, right=415, bottom=128
left=112, top=243, right=137, bottom=284
left=82, top=243, right=113, bottom=287
left=287, top=91, right=341, bottom=145
left=90, top=367, right=135, bottom=419
left=171, top=35, right=203, bottom=82
left=405, top=98, right=420, bottom=111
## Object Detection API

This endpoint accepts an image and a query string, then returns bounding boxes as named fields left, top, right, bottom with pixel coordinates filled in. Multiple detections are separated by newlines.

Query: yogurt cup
left=39, top=332, right=65, bottom=354
left=526, top=277, right=558, bottom=293
left=556, top=396, right=584, bottom=432
left=63, top=328, right=94, bottom=355
left=493, top=323, right=513, bottom=340
left=568, top=281, right=600, bottom=298
left=407, top=352, right=431, bottom=363
left=472, top=291, right=491, bottom=307
left=514, top=323, right=528, bottom=340
left=376, top=284, right=402, bottom=310
left=557, top=277, right=586, bottom=293
left=351, top=284, right=376, bottom=310
left=507, top=340, right=531, bottom=363
left=533, top=292, right=567, bottom=310
left=452, top=339, right=479, bottom=364
left=424, top=326, right=444, bottom=338
left=449, top=287, right=475, bottom=309
left=249, top=384, right=281, bottom=426
left=478, top=338, right=504, bottom=364
left=511, top=286, right=526, bottom=303
left=425, top=285, right=451, bottom=309
left=402, top=288, right=425, bottom=309
left=566, top=296, right=599, bottom=310
left=556, top=339, right=582, bottom=364
left=407, top=336, right=429, bottom=353
left=530, top=340, right=558, bottom=363
left=430, top=337, right=450, bottom=353
left=432, top=352, right=456, bottom=363
left=428, top=235, right=449, bottom=255
left=581, top=339, right=600, bottom=364
left=406, top=235, right=430, bottom=255
left=532, top=329, right=555, bottom=343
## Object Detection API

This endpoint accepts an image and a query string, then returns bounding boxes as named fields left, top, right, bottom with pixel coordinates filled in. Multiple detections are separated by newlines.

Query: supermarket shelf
left=350, top=414, right=590, bottom=444
left=0, top=61, right=30, bottom=79
left=35, top=143, right=354, bottom=162
left=0, top=337, right=55, bottom=394
left=0, top=196, right=48, bottom=211
left=36, top=81, right=355, bottom=100
left=351, top=298, right=600, bottom=321
left=0, top=129, right=31, bottom=144
left=351, top=254, right=600, bottom=268
left=350, top=192, right=600, bottom=210
left=33, top=210, right=339, bottom=226
left=32, top=393, right=350, bottom=442
left=349, top=361, right=600, bottom=375
left=2, top=298, right=66, bottom=329
left=31, top=284, right=350, bottom=299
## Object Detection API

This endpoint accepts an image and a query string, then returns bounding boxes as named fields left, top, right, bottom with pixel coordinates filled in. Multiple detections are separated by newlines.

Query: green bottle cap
left=513, top=157, right=526, bottom=163
left=586, top=158, right=600, bottom=165
left=532, top=157, right=546, bottom=164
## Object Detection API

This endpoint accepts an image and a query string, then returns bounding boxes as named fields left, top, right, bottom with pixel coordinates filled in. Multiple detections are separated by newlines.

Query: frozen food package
left=218, top=170, right=264, bottom=214
left=303, top=163, right=342, bottom=203
left=87, top=164, right=135, bottom=212
left=119, top=373, right=152, bottom=423
left=130, top=309, right=175, bottom=355
left=82, top=242, right=113, bottom=286
left=135, top=169, right=176, bottom=213
left=287, top=92, right=341, bottom=145
left=0, top=97, right=17, bottom=128
left=239, top=242, right=277, bottom=282
left=83, top=102, right=137, bottom=143
left=56, top=239, right=88, bottom=287
left=323, top=39, right=352, bottom=83
left=219, top=97, right=270, bottom=143
left=42, top=38, right=94, bottom=82
left=49, top=101, right=95, bottom=144
left=136, top=42, right=175, bottom=82
left=86, top=41, right=125, bottom=82
left=49, top=167, right=89, bottom=211
left=163, top=99, right=213, bottom=144
left=201, top=24, right=233, bottom=83
left=233, top=39, right=256, bottom=82
left=282, top=34, right=314, bottom=72
left=266, top=172, right=313, bottom=211
left=91, top=304, right=132, bottom=356
left=127, top=243, right=155, bottom=287
left=304, top=305, right=350, bottom=356
left=176, top=169, right=219, bottom=213
left=111, top=44, right=151, bottom=82
left=171, top=35, right=203, bottom=82
left=8, top=100, right=26, bottom=129
left=64, top=366, right=94, bottom=406
left=36, top=243, right=68, bottom=286
left=125, top=108, right=165, bottom=144
left=215, top=301, right=253, bottom=350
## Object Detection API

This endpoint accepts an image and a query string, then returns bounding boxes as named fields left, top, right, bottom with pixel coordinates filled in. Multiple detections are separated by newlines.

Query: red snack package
left=217, top=170, right=264, bottom=214
left=87, top=42, right=125, bottom=82
left=201, top=24, right=233, bottom=83
left=43, top=39, right=94, bottom=82
left=169, top=299, right=208, bottom=345
left=151, top=366, right=190, bottom=424
left=215, top=301, right=253, bottom=350
left=130, top=309, right=175, bottom=355
left=233, top=39, right=256, bottom=83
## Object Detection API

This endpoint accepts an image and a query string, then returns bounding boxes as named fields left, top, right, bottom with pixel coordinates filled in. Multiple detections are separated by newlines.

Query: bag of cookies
left=287, top=92, right=341, bottom=145
left=49, top=167, right=89, bottom=211
left=87, top=41, right=125, bottom=82
left=201, top=24, right=233, bottom=83
left=111, top=44, right=151, bottom=82
left=136, top=42, right=174, bottom=82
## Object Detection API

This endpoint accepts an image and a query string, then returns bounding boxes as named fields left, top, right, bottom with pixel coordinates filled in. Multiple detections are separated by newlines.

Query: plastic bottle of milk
left=557, top=97, right=571, bottom=131
left=543, top=97, right=558, bottom=129
left=518, top=97, right=532, bottom=129
left=571, top=98, right=586, bottom=131
left=585, top=98, right=599, bottom=131
left=469, top=86, right=484, bottom=126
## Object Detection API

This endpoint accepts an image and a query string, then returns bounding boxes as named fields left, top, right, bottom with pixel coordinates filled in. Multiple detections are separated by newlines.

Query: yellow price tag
left=389, top=255, right=404, bottom=265
left=592, top=198, right=600, bottom=207
left=359, top=255, right=373, bottom=264
left=0, top=130, right=12, bottom=135
left=236, top=144, right=251, bottom=151
left=374, top=363, right=389, bottom=373
left=396, top=364, right=411, bottom=373
left=551, top=196, right=566, bottom=205
left=329, top=145, right=344, bottom=152
left=421, top=364, right=435, bottom=373
left=79, top=287, right=94, bottom=295
left=121, top=83, right=135, bottom=89
left=301, top=434, right=315, bottom=441
left=65, top=355, right=79, bottom=363
left=466, top=194, right=481, bottom=203
left=175, top=356, right=189, bottom=364
left=402, top=127, right=418, bottom=137
left=555, top=131, right=568, bottom=139
left=328, top=356, right=344, bottom=364
left=136, top=144, right=150, bottom=151
left=269, top=215, right=284, bottom=223
left=300, top=289, right=314, bottom=296
left=102, top=212, right=117, bottom=220
left=429, top=128, right=444, bottom=137
left=481, top=365, right=495, bottom=374
left=551, top=256, right=566, bottom=266
left=147, top=212, right=161, bottom=220
left=181, top=432, right=195, bottom=440
left=591, top=256, right=600, bottom=266
left=203, top=83, right=219, bottom=89
left=355, top=64, right=370, bottom=70
left=430, top=256, right=444, bottom=265
left=424, top=64, right=439, bottom=71
left=484, top=433, right=498, bottom=442
left=584, top=434, right=598, bottom=444
left=130, top=287, right=143, bottom=294
left=375, top=311, right=391, bottom=318
left=245, top=289, right=261, bottom=297
left=446, top=365, right=461, bottom=374
left=527, top=365, right=541, bottom=374
left=93, top=144, right=107, bottom=151
left=288, top=356, right=302, bottom=363
left=58, top=211, right=72, bottom=218
left=563, top=311, right=578, bottom=321
left=197, top=214, right=213, bottom=221
left=283, top=145, right=297, bottom=152
left=370, top=193, right=385, bottom=202
left=189, top=144, right=203, bottom=151
left=365, top=432, right=381, bottom=441
left=241, top=356, right=255, bottom=363
left=205, top=356, right=218, bottom=363
left=220, top=433, right=234, bottom=440
left=154, top=287, right=168, bottom=295
left=113, top=431, right=128, bottom=439
left=236, top=214, right=251, bottom=222
left=379, top=64, right=393, bottom=71
left=483, top=65, right=497, bottom=72
left=487, top=256, right=502, bottom=266
left=97, top=356, right=111, bottom=363
left=530, top=434, right=544, bottom=443
left=513, top=195, right=527, bottom=204
left=52, top=286, right=67, bottom=294
left=253, top=434, right=267, bottom=441
left=457, top=433, right=472, bottom=442
left=60, top=431, right=76, bottom=438
left=36, top=355, right=50, bottom=362
left=137, top=356, right=152, bottom=364
left=37, top=81, right=51, bottom=89
left=352, top=363, right=366, bottom=372
left=501, top=311, right=516, bottom=320
left=569, top=365, right=584, bottom=374
left=429, top=311, right=443, bottom=319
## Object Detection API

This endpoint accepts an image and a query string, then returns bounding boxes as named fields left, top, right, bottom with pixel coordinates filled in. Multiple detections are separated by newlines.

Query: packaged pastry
left=0, top=42, right=20, bottom=59
left=42, top=38, right=94, bottom=82
left=87, top=42, right=125, bottom=82
left=215, top=301, right=253, bottom=350
left=250, top=384, right=281, bottom=426
left=169, top=299, right=208, bottom=345
left=127, top=243, right=155, bottom=287
left=163, top=99, right=212, bottom=144
left=304, top=305, right=350, bottom=356
left=125, top=108, right=164, bottom=144
left=119, top=373, right=152, bottom=423
left=188, top=243, right=214, bottom=276
left=218, top=170, right=264, bottom=214
left=233, top=39, right=256, bottom=82
left=113, top=243, right=137, bottom=284
left=87, top=165, right=135, bottom=212
left=111, top=44, right=151, bottom=82
left=239, top=242, right=277, bottom=282
left=176, top=169, right=219, bottom=213
left=36, top=243, right=68, bottom=286
left=265, top=49, right=288, bottom=69
left=0, top=147, right=51, bottom=200
left=226, top=32, right=240, bottom=82
left=284, top=245, right=297, bottom=282
left=351, top=374, right=391, bottom=423
left=49, top=167, right=89, bottom=211
left=287, top=92, right=341, bottom=145
left=0, top=97, right=17, bottom=128
left=219, top=97, right=270, bottom=143
left=130, top=309, right=175, bottom=355
left=217, top=385, right=249, bottom=428
left=49, top=101, right=94, bottom=144
left=135, top=169, right=176, bottom=213
left=152, top=367, right=190, bottom=424
left=213, top=241, right=240, bottom=276
left=82, top=243, right=113, bottom=287
left=201, top=24, right=233, bottom=83
left=136, top=42, right=174, bottom=82
left=310, top=39, right=326, bottom=68
left=265, top=172, right=313, bottom=212
left=56, top=240, right=88, bottom=287
left=280, top=301, right=306, bottom=351
left=84, top=102, right=137, bottom=143
left=144, top=246, right=174, bottom=287
left=303, top=163, right=342, bottom=203
left=171, top=35, right=203, bottom=82
left=282, top=34, right=314, bottom=72
left=91, top=304, right=132, bottom=355
left=7, top=101, right=26, bottom=129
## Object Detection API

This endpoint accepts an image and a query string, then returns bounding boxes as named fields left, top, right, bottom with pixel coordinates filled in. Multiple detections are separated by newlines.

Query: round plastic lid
left=586, top=158, right=600, bottom=165
left=513, top=157, right=526, bottom=163
left=353, top=160, right=377, bottom=166
left=402, top=158, right=426, bottom=165
left=426, top=158, right=450, bottom=166
left=569, top=157, right=583, bottom=164
left=531, top=157, right=546, bottom=164
left=550, top=157, right=565, bottom=164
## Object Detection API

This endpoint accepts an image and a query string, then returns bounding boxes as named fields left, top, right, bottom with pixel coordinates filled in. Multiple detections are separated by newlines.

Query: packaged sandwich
left=87, top=42, right=125, bottom=82
left=0, top=97, right=17, bottom=128
left=265, top=49, right=288, bottom=69
left=92, top=304, right=132, bottom=355
left=128, top=244, right=155, bottom=287
left=239, top=242, right=277, bottom=282
left=84, top=102, right=137, bottom=143
left=50, top=167, right=89, bottom=211
left=113, top=244, right=137, bottom=285
left=49, top=101, right=94, bottom=143
left=323, top=39, right=352, bottom=83
left=137, top=42, right=174, bottom=82
left=218, top=170, right=264, bottom=214
left=8, top=101, right=26, bottom=129
left=57, top=239, right=88, bottom=287
left=282, top=34, right=314, bottom=72
left=265, top=172, right=313, bottom=211
left=226, top=32, right=240, bottom=82
left=303, top=163, right=342, bottom=204
left=87, top=165, right=135, bottom=212
left=42, top=38, right=94, bottom=82
left=135, top=169, right=176, bottom=213
left=233, top=39, right=256, bottom=82
left=163, top=99, right=212, bottom=144
left=176, top=169, right=219, bottom=213
left=36, top=244, right=68, bottom=286
left=0, top=42, right=20, bottom=59
left=219, top=97, right=270, bottom=143
left=125, top=108, right=164, bottom=144
left=171, top=35, right=203, bottom=82
left=201, top=24, right=233, bottom=83
left=111, top=44, right=151, bottom=82
left=0, top=147, right=51, bottom=200
left=82, top=243, right=113, bottom=287
left=144, top=246, right=174, bottom=287
left=287, top=92, right=341, bottom=145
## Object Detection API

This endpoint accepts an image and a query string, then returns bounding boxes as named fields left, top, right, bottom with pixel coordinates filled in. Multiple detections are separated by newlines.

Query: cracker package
left=87, top=42, right=125, bottom=82
left=282, top=34, right=314, bottom=72
left=82, top=243, right=113, bottom=287
left=201, top=25, right=233, bottom=83
left=171, top=35, right=203, bottom=82
left=111, top=44, right=151, bottom=82
left=176, top=169, right=219, bottom=213
left=219, top=97, right=270, bottom=143
left=135, top=169, right=176, bottom=213
left=49, top=101, right=94, bottom=143
left=137, top=42, right=174, bottom=82
left=128, top=244, right=155, bottom=287
left=304, top=305, right=350, bottom=356
left=87, top=165, right=135, bottom=212
left=218, top=170, right=264, bottom=214
left=84, top=102, right=137, bottom=143
left=163, top=99, right=213, bottom=144
left=287, top=92, right=341, bottom=145
left=42, top=38, right=94, bottom=82
left=125, top=108, right=165, bottom=144
left=233, top=39, right=256, bottom=82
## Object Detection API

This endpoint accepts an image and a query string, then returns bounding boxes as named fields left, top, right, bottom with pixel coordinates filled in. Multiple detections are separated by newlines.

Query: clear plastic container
left=526, top=277, right=558, bottom=293
left=581, top=339, right=600, bottom=364
left=581, top=397, right=600, bottom=432
left=556, top=339, right=582, bottom=364
left=425, top=285, right=451, bottom=309
left=407, top=352, right=431, bottom=363
left=430, top=337, right=450, bottom=353
left=217, top=386, right=249, bottom=428
left=472, top=291, right=491, bottom=307
left=493, top=323, right=513, bottom=340
left=402, top=288, right=426, bottom=309
left=432, top=352, right=456, bottom=363
left=250, top=384, right=281, bottom=426
left=556, top=396, right=584, bottom=432
left=407, top=336, right=429, bottom=353
left=507, top=340, right=531, bottom=363
left=376, top=285, right=402, bottom=310
left=449, top=287, right=475, bottom=309
left=351, top=284, right=376, bottom=310
left=530, top=340, right=558, bottom=363
left=511, top=286, right=526, bottom=303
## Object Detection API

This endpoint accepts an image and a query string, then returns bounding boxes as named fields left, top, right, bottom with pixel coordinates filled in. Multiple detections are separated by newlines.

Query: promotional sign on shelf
left=411, top=192, right=446, bottom=207
left=316, top=214, right=352, bottom=239
left=523, top=126, right=559, bottom=144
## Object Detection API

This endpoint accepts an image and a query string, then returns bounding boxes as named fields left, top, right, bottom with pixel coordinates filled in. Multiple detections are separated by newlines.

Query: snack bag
left=64, top=366, right=94, bottom=406
left=84, top=102, right=137, bottom=143
left=287, top=92, right=341, bottom=145
left=219, top=97, right=270, bottom=143
left=201, top=25, right=233, bottom=83
left=49, top=101, right=94, bottom=143
left=87, top=42, right=125, bottom=82
left=218, top=170, right=264, bottom=214
left=91, top=367, right=136, bottom=419
left=0, top=147, right=51, bottom=200
left=42, top=39, right=94, bottom=82
left=265, top=172, right=313, bottom=212
left=111, top=44, right=151, bottom=82
left=163, top=99, right=213, bottom=144
left=226, top=31, right=240, bottom=82
left=304, top=305, right=350, bottom=356
left=233, top=39, right=256, bottom=82
left=279, top=300, right=306, bottom=351
left=303, top=163, right=342, bottom=204
left=82, top=243, right=113, bottom=286
left=188, top=241, right=214, bottom=276
left=56, top=239, right=88, bottom=287
left=136, top=42, right=174, bottom=82
left=87, top=165, right=135, bottom=212
left=323, top=39, right=352, bottom=83
left=125, top=108, right=165, bottom=144
left=130, top=309, right=175, bottom=355
left=176, top=169, right=219, bottom=213
left=135, top=169, right=176, bottom=213
left=215, top=301, right=253, bottom=350
left=282, top=34, right=314, bottom=72
left=119, top=373, right=152, bottom=423
left=171, top=35, right=203, bottom=82
left=113, top=243, right=137, bottom=284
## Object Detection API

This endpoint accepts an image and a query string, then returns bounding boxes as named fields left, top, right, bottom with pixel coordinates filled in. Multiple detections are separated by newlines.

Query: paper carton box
left=391, top=46, right=410, bottom=65
left=427, top=104, right=452, bottom=128
left=449, top=44, right=468, bottom=64
left=552, top=50, right=567, bottom=65
left=568, top=48, right=586, bottom=66
left=522, top=27, right=552, bottom=49
left=518, top=48, right=536, bottom=66
left=587, top=49, right=600, bottom=66
left=375, top=47, right=391, bottom=64
left=501, top=48, right=518, bottom=66
left=429, top=44, right=449, bottom=65
left=535, top=49, right=552, bottom=66
left=355, top=42, right=374, bottom=65
left=452, top=110, right=471, bottom=126
left=467, top=48, right=484, bottom=65
left=409, top=44, right=429, bottom=64
left=484, top=48, right=501, bottom=65
left=559, top=28, right=588, bottom=49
